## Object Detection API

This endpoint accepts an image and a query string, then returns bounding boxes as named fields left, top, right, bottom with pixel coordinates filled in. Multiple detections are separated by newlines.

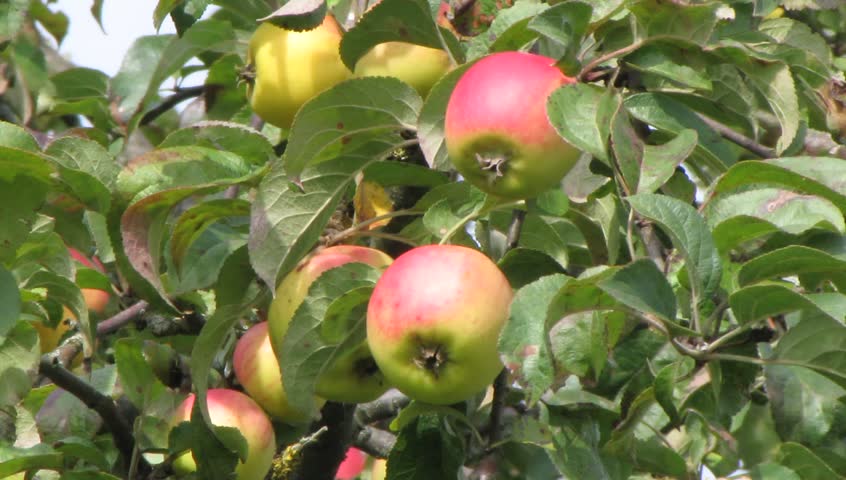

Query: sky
left=50, top=0, right=179, bottom=76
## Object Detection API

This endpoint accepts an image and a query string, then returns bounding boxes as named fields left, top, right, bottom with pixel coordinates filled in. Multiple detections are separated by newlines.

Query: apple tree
left=2, top=0, right=846, bottom=479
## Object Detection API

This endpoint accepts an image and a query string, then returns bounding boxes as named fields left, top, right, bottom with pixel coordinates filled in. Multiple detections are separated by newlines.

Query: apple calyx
left=413, top=343, right=448, bottom=379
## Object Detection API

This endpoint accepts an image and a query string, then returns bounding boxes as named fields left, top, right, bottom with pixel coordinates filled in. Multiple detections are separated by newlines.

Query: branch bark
left=354, top=389, right=410, bottom=426
left=352, top=426, right=396, bottom=459
left=289, top=402, right=357, bottom=480
left=140, top=85, right=206, bottom=126
left=96, top=300, right=149, bottom=336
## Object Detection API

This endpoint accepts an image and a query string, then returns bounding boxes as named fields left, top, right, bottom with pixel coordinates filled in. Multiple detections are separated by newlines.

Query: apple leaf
left=159, top=121, right=276, bottom=167
left=776, top=442, right=842, bottom=479
left=0, top=121, right=39, bottom=151
left=738, top=61, right=799, bottom=155
left=637, top=129, right=698, bottom=194
left=339, top=0, right=461, bottom=71
left=24, top=271, right=89, bottom=350
left=710, top=157, right=846, bottom=214
left=465, top=2, right=549, bottom=60
left=624, top=44, right=713, bottom=92
left=738, top=245, right=846, bottom=287
left=169, top=199, right=250, bottom=275
left=547, top=83, right=616, bottom=163
left=386, top=415, right=464, bottom=480
left=249, top=140, right=389, bottom=290
left=113, top=338, right=167, bottom=409
left=279, top=263, right=382, bottom=416
left=0, top=445, right=63, bottom=478
left=730, top=284, right=845, bottom=324
left=0, top=322, right=39, bottom=407
left=361, top=161, right=448, bottom=188
left=628, top=194, right=721, bottom=319
left=498, top=248, right=566, bottom=290
left=705, top=188, right=845, bottom=252
left=597, top=259, right=678, bottom=323
left=610, top=100, right=643, bottom=193
left=282, top=77, right=421, bottom=181
left=528, top=2, right=592, bottom=75
left=417, top=63, right=474, bottom=171
left=628, top=0, right=720, bottom=46
left=257, top=0, right=327, bottom=32
left=0, top=267, right=20, bottom=341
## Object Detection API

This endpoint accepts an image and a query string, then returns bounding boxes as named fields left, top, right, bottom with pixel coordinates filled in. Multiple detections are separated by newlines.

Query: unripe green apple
left=170, top=389, right=276, bottom=480
left=366, top=245, right=513, bottom=405
left=268, top=245, right=394, bottom=403
left=247, top=15, right=351, bottom=129
left=354, top=42, right=451, bottom=97
left=233, top=321, right=322, bottom=423
left=444, top=51, right=581, bottom=199
left=352, top=2, right=451, bottom=98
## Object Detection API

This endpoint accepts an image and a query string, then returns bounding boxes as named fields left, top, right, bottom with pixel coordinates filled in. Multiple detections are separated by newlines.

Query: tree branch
left=289, top=402, right=357, bottom=480
left=352, top=426, right=396, bottom=459
left=96, top=300, right=149, bottom=336
left=38, top=355, right=151, bottom=476
left=354, top=389, right=410, bottom=426
left=505, top=209, right=527, bottom=250
left=140, top=85, right=206, bottom=126
left=694, top=112, right=776, bottom=158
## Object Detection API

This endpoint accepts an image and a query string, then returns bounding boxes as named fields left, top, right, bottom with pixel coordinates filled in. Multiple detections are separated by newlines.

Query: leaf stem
left=324, top=209, right=421, bottom=246
left=437, top=200, right=523, bottom=245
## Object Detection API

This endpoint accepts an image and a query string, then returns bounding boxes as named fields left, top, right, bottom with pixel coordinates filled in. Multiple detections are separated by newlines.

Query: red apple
left=268, top=245, right=394, bottom=403
left=170, top=389, right=276, bottom=480
left=444, top=51, right=581, bottom=199
left=68, top=247, right=111, bottom=314
left=233, top=322, right=322, bottom=423
left=335, top=447, right=367, bottom=479
left=366, top=245, right=513, bottom=404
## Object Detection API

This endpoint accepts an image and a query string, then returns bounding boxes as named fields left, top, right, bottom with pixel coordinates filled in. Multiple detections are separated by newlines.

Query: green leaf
left=362, top=161, right=448, bottom=188
left=417, top=63, right=473, bottom=170
left=624, top=44, right=713, bottom=91
left=465, top=2, right=549, bottom=60
left=628, top=193, right=722, bottom=307
left=490, top=212, right=572, bottom=268
left=598, top=258, right=677, bottom=322
left=257, top=0, right=327, bottom=31
left=777, top=442, right=842, bottom=480
left=282, top=77, right=421, bottom=180
left=773, top=315, right=846, bottom=388
left=710, top=157, right=846, bottom=214
left=0, top=322, right=39, bottom=408
left=114, top=338, right=167, bottom=409
left=24, top=271, right=89, bottom=347
left=191, top=247, right=263, bottom=432
left=528, top=2, right=592, bottom=74
left=547, top=83, right=616, bottom=162
left=629, top=0, right=720, bottom=45
left=0, top=444, right=62, bottom=478
left=738, top=61, right=799, bottom=154
left=386, top=415, right=464, bottom=480
left=706, top=189, right=845, bottom=252
left=159, top=121, right=276, bottom=166
left=111, top=34, right=174, bottom=121
left=249, top=140, right=386, bottom=289
left=637, top=129, right=698, bottom=194
left=738, top=246, right=846, bottom=287
left=280, top=264, right=382, bottom=415
left=0, top=267, right=20, bottom=341
left=45, top=136, right=118, bottom=189
left=497, top=248, right=566, bottom=290
left=115, top=146, right=256, bottom=204
left=170, top=199, right=250, bottom=273
left=0, top=121, right=39, bottom=151
left=625, top=93, right=735, bottom=171
left=730, top=284, right=845, bottom=325
left=610, top=100, right=643, bottom=193
left=499, top=274, right=569, bottom=405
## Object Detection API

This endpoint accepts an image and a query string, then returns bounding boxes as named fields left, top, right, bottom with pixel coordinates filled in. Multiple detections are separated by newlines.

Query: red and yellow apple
left=170, top=389, right=276, bottom=480
left=268, top=245, right=394, bottom=403
left=335, top=447, right=367, bottom=479
left=68, top=247, right=111, bottom=315
left=444, top=51, right=581, bottom=199
left=366, top=245, right=513, bottom=404
left=371, top=458, right=387, bottom=480
left=247, top=15, right=352, bottom=129
left=233, top=321, right=322, bottom=423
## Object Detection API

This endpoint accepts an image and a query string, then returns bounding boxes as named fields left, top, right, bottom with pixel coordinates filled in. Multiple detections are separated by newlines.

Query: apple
left=335, top=447, right=367, bottom=479
left=170, top=389, right=276, bottom=480
left=352, top=3, right=452, bottom=98
left=366, top=245, right=513, bottom=405
left=268, top=245, right=394, bottom=403
left=233, top=321, right=322, bottom=423
left=247, top=15, right=351, bottom=129
left=371, top=458, right=387, bottom=480
left=33, top=306, right=77, bottom=354
left=68, top=247, right=111, bottom=315
left=444, top=51, right=581, bottom=199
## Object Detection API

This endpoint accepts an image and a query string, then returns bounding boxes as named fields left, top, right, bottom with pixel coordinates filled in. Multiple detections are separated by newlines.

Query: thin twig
left=354, top=389, right=410, bottom=426
left=140, top=85, right=206, bottom=126
left=96, top=300, right=149, bottom=336
left=38, top=356, right=151, bottom=476
left=505, top=209, right=526, bottom=250
left=694, top=112, right=776, bottom=158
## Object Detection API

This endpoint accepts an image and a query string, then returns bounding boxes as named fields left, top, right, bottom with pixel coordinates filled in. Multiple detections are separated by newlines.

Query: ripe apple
left=170, top=389, right=276, bottom=480
left=335, top=447, right=367, bottom=479
left=233, top=321, right=322, bottom=423
left=269, top=245, right=394, bottom=403
left=352, top=3, right=452, bottom=97
left=366, top=245, right=513, bottom=404
left=444, top=51, right=581, bottom=199
left=68, top=247, right=111, bottom=315
left=247, top=15, right=351, bottom=129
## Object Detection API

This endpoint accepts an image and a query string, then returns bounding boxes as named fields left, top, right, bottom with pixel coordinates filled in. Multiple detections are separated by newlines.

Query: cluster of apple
left=246, top=5, right=452, bottom=130
left=173, top=243, right=512, bottom=479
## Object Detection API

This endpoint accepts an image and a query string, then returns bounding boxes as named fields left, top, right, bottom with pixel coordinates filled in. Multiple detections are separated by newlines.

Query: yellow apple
left=353, top=42, right=451, bottom=97
left=247, top=15, right=352, bottom=129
